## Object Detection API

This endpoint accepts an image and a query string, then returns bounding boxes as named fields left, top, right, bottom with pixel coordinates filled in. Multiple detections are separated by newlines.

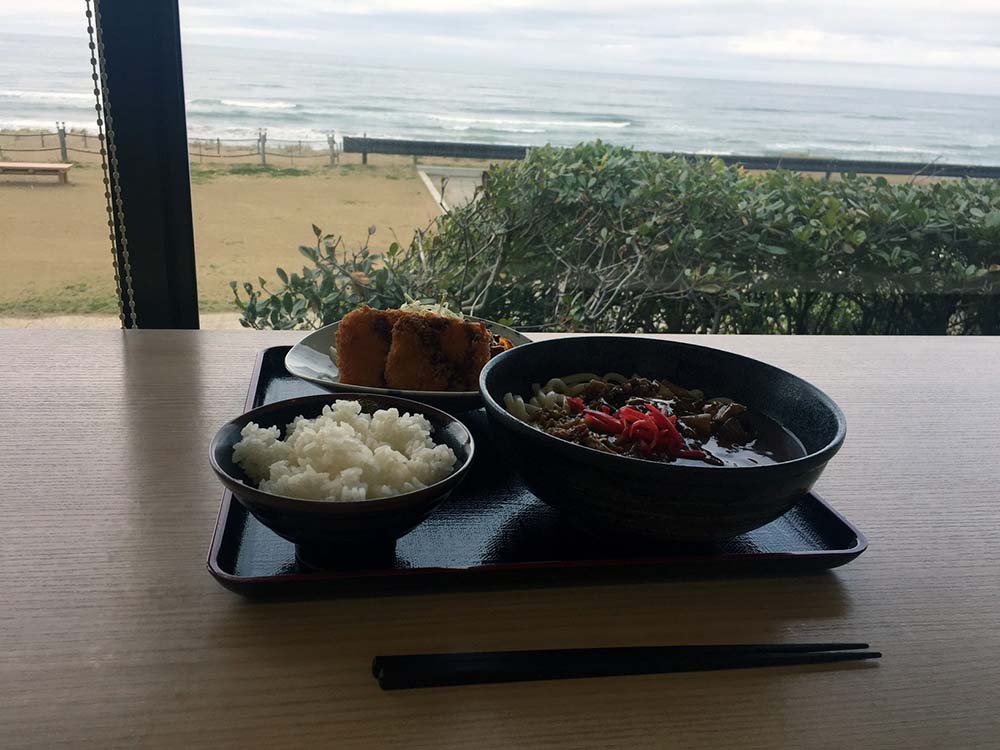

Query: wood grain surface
left=2, top=330, right=999, bottom=749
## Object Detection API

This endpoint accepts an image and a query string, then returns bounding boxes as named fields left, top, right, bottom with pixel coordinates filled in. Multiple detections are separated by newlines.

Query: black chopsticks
left=372, top=643, right=881, bottom=690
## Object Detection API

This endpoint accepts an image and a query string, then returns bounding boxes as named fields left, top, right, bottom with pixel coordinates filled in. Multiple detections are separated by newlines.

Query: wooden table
left=3, top=330, right=999, bottom=749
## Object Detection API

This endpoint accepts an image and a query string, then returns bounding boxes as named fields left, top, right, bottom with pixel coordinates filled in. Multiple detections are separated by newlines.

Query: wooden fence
left=4, top=127, right=1000, bottom=180
left=343, top=135, right=1000, bottom=180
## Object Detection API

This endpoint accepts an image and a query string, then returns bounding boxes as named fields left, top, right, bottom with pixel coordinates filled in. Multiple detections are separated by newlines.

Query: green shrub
left=233, top=141, right=1000, bottom=334
left=232, top=226, right=407, bottom=329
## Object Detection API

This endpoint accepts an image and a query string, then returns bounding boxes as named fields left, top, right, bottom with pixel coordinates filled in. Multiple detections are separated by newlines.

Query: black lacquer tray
left=207, top=347, right=867, bottom=598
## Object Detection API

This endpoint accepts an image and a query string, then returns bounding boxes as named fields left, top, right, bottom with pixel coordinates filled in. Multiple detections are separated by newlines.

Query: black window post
left=98, top=0, right=199, bottom=328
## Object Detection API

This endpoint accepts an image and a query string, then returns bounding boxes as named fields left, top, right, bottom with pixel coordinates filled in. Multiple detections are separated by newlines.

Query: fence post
left=327, top=133, right=337, bottom=166
left=362, top=132, right=368, bottom=165
left=57, top=122, right=68, bottom=162
left=82, top=130, right=88, bottom=148
left=216, top=138, right=221, bottom=155
left=41, top=131, right=45, bottom=147
left=259, top=130, right=267, bottom=166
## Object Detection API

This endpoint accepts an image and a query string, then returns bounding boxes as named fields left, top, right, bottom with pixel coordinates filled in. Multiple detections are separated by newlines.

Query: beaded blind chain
left=85, top=0, right=138, bottom=329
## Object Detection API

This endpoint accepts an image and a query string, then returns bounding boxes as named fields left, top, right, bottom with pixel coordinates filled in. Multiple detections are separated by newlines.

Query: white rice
left=232, top=400, right=458, bottom=502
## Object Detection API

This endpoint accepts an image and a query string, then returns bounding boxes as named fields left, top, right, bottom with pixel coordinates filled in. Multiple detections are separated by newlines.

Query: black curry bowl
left=479, top=336, right=846, bottom=543
left=209, top=393, right=474, bottom=556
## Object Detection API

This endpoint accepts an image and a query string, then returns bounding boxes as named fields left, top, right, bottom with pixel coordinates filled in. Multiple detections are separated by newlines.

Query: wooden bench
left=0, top=162, right=73, bottom=184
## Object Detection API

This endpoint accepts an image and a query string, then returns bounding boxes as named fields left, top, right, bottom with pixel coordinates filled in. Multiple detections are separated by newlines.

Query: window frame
left=98, top=0, right=199, bottom=328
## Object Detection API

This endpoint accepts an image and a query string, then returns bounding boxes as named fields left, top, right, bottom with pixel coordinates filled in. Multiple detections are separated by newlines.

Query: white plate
left=284, top=316, right=531, bottom=412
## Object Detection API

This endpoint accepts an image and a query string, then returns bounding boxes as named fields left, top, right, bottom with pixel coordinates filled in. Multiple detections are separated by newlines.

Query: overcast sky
left=3, top=0, right=1000, bottom=94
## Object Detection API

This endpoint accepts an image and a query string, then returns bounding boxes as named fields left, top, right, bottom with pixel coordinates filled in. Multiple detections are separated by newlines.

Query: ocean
left=3, top=31, right=1000, bottom=165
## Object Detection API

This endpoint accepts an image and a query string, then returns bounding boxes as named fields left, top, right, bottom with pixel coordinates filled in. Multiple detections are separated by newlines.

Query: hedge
left=233, top=141, right=1000, bottom=334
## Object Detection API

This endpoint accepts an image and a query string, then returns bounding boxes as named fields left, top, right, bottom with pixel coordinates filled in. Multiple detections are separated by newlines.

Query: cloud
left=184, top=26, right=317, bottom=41
left=730, top=28, right=1000, bottom=69
left=2, top=0, right=999, bottom=92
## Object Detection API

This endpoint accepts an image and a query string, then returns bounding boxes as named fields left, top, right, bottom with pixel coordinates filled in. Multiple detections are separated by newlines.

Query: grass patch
left=189, top=160, right=418, bottom=185
left=0, top=284, right=120, bottom=315
left=0, top=289, right=241, bottom=316
left=190, top=164, right=313, bottom=183
left=189, top=165, right=217, bottom=185
left=227, top=164, right=309, bottom=178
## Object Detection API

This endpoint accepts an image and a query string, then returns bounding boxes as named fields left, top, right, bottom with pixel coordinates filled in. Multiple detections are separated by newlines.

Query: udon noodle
left=503, top=372, right=804, bottom=467
left=503, top=372, right=630, bottom=422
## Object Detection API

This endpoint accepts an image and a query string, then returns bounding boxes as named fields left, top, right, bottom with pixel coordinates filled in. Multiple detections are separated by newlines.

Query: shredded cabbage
left=398, top=295, right=464, bottom=319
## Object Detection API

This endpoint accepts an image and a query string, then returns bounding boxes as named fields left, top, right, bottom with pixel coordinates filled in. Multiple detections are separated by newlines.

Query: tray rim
left=206, top=346, right=869, bottom=590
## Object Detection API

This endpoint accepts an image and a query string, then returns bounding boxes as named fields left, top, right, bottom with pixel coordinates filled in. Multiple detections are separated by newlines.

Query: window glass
left=178, top=2, right=998, bottom=334
left=7, top=3, right=995, bottom=333
left=0, top=20, right=121, bottom=329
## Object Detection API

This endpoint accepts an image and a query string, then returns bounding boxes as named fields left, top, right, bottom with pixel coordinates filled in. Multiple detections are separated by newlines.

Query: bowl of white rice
left=209, top=394, right=474, bottom=559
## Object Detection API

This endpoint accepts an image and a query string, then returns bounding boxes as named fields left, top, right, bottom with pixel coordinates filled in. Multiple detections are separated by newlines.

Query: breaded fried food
left=384, top=314, right=491, bottom=391
left=334, top=306, right=403, bottom=387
